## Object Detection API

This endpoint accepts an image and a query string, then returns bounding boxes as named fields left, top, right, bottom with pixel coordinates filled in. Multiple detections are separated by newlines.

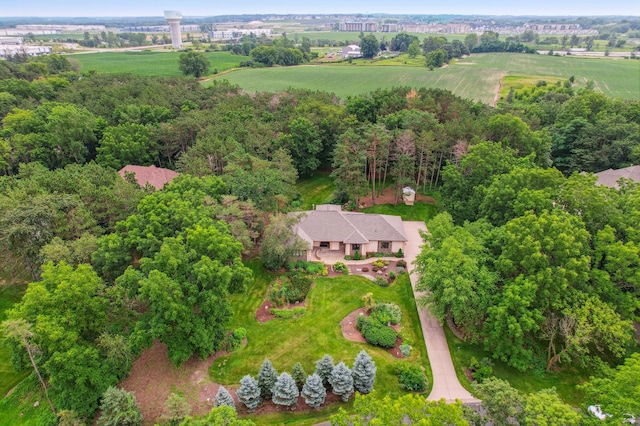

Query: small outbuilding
left=402, top=187, right=416, bottom=206
left=341, top=45, right=362, bottom=59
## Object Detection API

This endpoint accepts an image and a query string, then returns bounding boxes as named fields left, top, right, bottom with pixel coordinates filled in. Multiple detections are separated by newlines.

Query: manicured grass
left=444, top=326, right=587, bottom=407
left=360, top=202, right=439, bottom=223
left=0, top=376, right=54, bottom=426
left=216, top=261, right=429, bottom=424
left=70, top=51, right=251, bottom=77
left=295, top=172, right=336, bottom=210
left=209, top=53, right=640, bottom=103
left=0, top=284, right=28, bottom=398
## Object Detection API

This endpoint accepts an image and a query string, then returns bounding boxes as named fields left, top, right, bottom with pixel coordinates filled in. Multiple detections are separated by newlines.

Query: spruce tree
left=214, top=385, right=235, bottom=410
left=329, top=361, right=354, bottom=402
left=272, top=372, right=299, bottom=410
left=352, top=350, right=377, bottom=394
left=301, top=373, right=327, bottom=410
left=236, top=375, right=261, bottom=412
left=314, top=354, right=334, bottom=388
left=291, top=362, right=307, bottom=390
left=257, top=358, right=278, bottom=400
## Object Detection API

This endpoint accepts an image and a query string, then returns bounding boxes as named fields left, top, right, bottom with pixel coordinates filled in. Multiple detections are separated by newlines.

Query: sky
left=1, top=0, right=639, bottom=17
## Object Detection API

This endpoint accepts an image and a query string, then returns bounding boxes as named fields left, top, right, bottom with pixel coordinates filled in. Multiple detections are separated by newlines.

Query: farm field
left=210, top=53, right=640, bottom=103
left=70, top=51, right=251, bottom=77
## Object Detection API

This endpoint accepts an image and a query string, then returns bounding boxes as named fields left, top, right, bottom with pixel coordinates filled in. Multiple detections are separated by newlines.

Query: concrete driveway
left=403, top=221, right=480, bottom=405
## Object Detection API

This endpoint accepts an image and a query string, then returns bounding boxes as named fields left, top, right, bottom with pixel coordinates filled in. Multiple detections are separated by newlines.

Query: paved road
left=403, top=221, right=480, bottom=405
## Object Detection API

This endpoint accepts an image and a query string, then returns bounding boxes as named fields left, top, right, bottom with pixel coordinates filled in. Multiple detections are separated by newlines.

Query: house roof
left=292, top=208, right=407, bottom=245
left=593, top=165, right=640, bottom=188
left=118, top=165, right=179, bottom=190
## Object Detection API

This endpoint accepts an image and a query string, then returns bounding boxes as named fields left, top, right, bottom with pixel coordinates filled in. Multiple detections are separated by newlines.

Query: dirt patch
left=340, top=308, right=405, bottom=359
left=357, top=186, right=437, bottom=208
left=121, top=341, right=229, bottom=425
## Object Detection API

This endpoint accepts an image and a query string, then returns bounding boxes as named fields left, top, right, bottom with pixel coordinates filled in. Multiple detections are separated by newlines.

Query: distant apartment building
left=380, top=24, right=399, bottom=32
left=15, top=24, right=106, bottom=31
left=0, top=37, right=52, bottom=58
left=339, top=21, right=378, bottom=32
left=0, top=37, right=24, bottom=45
left=120, top=25, right=201, bottom=33
left=209, top=28, right=272, bottom=39
left=401, top=23, right=470, bottom=34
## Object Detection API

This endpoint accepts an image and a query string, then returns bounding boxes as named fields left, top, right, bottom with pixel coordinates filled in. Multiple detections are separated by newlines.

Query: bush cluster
left=470, top=357, right=494, bottom=383
left=222, top=327, right=247, bottom=351
left=395, top=363, right=427, bottom=392
left=396, top=260, right=407, bottom=268
left=356, top=316, right=396, bottom=348
left=370, top=303, right=402, bottom=325
left=268, top=274, right=312, bottom=306
left=374, top=276, right=389, bottom=287
left=333, top=262, right=349, bottom=274
left=287, top=261, right=327, bottom=276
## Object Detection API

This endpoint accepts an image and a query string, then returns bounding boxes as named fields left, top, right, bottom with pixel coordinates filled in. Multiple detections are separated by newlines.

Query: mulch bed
left=237, top=390, right=343, bottom=416
left=255, top=284, right=313, bottom=323
left=357, top=186, right=437, bottom=209
left=340, top=308, right=406, bottom=359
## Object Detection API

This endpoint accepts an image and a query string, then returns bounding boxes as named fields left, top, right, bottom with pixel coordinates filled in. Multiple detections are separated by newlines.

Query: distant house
left=292, top=205, right=407, bottom=261
left=341, top=44, right=362, bottom=59
left=118, top=165, right=179, bottom=190
left=593, top=165, right=640, bottom=188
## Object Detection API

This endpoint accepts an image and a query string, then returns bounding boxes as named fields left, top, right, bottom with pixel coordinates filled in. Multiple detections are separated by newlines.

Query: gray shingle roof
left=594, top=166, right=640, bottom=188
left=293, top=208, right=407, bottom=244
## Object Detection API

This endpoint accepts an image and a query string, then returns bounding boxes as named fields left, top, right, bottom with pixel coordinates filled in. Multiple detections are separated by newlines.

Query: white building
left=341, top=44, right=361, bottom=58
left=0, top=45, right=52, bottom=57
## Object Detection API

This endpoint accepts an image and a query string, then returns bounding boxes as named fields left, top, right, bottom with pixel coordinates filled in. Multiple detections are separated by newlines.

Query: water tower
left=164, top=10, right=183, bottom=49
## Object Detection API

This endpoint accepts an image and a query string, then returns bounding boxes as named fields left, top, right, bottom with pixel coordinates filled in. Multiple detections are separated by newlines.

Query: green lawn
left=209, top=53, right=640, bottom=103
left=295, top=173, right=336, bottom=210
left=70, top=51, right=251, bottom=77
left=215, top=261, right=430, bottom=424
left=444, top=326, right=587, bottom=407
left=360, top=202, right=439, bottom=223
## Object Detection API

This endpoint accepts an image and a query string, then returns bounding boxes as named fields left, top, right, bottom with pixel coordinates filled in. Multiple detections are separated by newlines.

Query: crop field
left=69, top=51, right=251, bottom=77
left=210, top=53, right=640, bottom=103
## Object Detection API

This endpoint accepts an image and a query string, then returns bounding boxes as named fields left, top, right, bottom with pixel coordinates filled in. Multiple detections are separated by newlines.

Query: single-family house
left=292, top=205, right=407, bottom=261
left=118, top=165, right=179, bottom=190
left=593, top=165, right=640, bottom=188
left=341, top=44, right=362, bottom=59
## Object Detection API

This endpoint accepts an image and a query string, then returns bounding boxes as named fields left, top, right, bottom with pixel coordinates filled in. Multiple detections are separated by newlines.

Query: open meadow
left=69, top=50, right=251, bottom=77
left=210, top=53, right=640, bottom=103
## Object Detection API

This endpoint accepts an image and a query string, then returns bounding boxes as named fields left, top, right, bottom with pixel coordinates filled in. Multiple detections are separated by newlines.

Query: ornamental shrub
left=374, top=276, right=389, bottom=287
left=301, top=374, right=326, bottom=409
left=272, top=372, right=299, bottom=410
left=354, top=250, right=361, bottom=260
left=268, top=274, right=311, bottom=306
left=370, top=303, right=402, bottom=325
left=396, top=364, right=427, bottom=392
left=397, top=266, right=406, bottom=274
left=333, top=262, right=349, bottom=274
left=222, top=327, right=247, bottom=351
left=389, top=271, right=396, bottom=280
left=257, top=359, right=278, bottom=399
left=396, top=260, right=407, bottom=268
left=352, top=350, right=376, bottom=394
left=236, top=375, right=261, bottom=412
left=362, top=324, right=396, bottom=348
left=399, top=343, right=412, bottom=356
left=329, top=362, right=354, bottom=402
left=396, top=248, right=403, bottom=258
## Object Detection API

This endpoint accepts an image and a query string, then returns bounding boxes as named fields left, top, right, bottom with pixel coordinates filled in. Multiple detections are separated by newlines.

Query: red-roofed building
left=118, top=165, right=179, bottom=190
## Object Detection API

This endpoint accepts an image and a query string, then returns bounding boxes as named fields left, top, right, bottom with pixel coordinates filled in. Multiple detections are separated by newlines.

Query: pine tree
left=236, top=375, right=261, bottom=412
left=214, top=385, right=235, bottom=410
left=272, top=372, right=299, bottom=410
left=329, top=361, right=354, bottom=402
left=291, top=362, right=307, bottom=390
left=257, top=358, right=278, bottom=400
left=301, top=374, right=327, bottom=410
left=352, top=350, right=377, bottom=394
left=315, top=354, right=334, bottom=388
left=98, top=387, right=143, bottom=426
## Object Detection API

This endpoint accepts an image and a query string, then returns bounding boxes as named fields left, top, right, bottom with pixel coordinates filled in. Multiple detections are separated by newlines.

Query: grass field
left=214, top=262, right=429, bottom=424
left=360, top=202, right=439, bottom=222
left=295, top=172, right=336, bottom=210
left=70, top=51, right=251, bottom=77
left=209, top=53, right=640, bottom=103
left=0, top=284, right=28, bottom=397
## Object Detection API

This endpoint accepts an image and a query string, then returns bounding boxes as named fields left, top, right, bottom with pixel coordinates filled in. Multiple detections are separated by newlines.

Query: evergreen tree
left=352, top=350, right=377, bottom=394
left=271, top=372, right=299, bottom=410
left=291, top=362, right=307, bottom=390
left=329, top=361, right=355, bottom=402
left=315, top=354, right=334, bottom=388
left=301, top=374, right=327, bottom=410
left=97, top=387, right=143, bottom=426
left=257, top=358, right=278, bottom=399
left=214, top=385, right=235, bottom=410
left=236, top=375, right=261, bottom=413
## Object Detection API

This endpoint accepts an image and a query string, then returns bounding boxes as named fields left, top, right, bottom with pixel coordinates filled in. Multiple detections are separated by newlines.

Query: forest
left=0, top=53, right=639, bottom=424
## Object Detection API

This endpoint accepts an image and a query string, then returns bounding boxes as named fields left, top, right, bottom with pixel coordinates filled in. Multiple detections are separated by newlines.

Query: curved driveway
left=403, top=221, right=480, bottom=405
